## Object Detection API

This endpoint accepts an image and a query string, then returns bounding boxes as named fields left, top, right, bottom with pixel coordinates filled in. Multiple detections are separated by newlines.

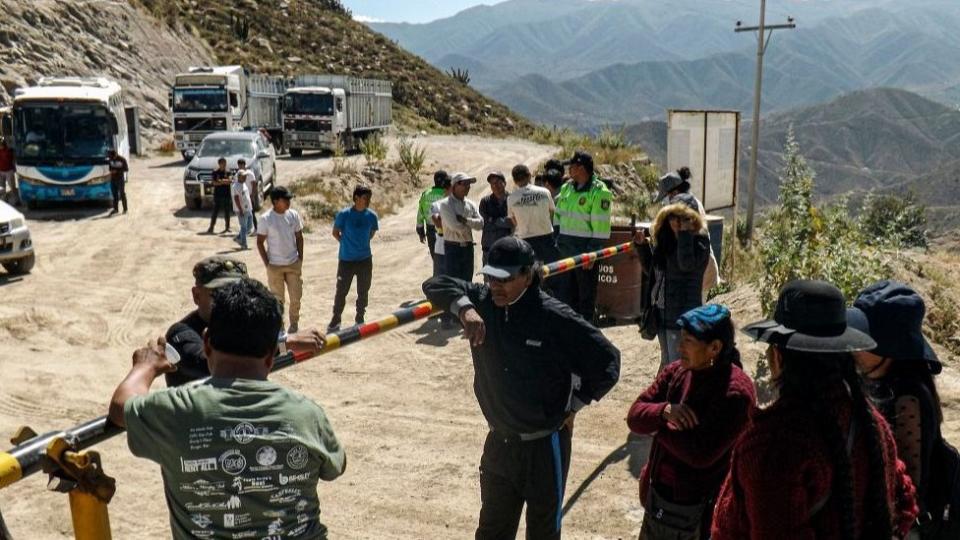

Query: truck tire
left=289, top=148, right=303, bottom=158
left=185, top=195, right=202, bottom=210
left=25, top=199, right=40, bottom=211
left=3, top=253, right=35, bottom=275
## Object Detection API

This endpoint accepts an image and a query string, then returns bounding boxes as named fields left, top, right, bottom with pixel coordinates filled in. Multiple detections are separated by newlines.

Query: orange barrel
left=595, top=224, right=647, bottom=323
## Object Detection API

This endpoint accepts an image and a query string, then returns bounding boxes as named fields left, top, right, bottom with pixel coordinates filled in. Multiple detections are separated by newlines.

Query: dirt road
left=2, top=134, right=957, bottom=539
left=0, top=136, right=656, bottom=539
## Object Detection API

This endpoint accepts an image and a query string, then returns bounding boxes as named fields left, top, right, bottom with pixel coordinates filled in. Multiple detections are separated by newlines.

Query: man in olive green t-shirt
left=108, top=278, right=345, bottom=540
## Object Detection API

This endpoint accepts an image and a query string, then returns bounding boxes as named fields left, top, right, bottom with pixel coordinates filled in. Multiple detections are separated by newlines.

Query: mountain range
left=626, top=87, right=960, bottom=224
left=371, top=0, right=960, bottom=130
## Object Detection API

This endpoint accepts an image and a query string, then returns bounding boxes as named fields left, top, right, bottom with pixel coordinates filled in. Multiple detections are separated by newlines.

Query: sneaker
left=355, top=316, right=365, bottom=326
left=122, top=209, right=128, bottom=214
left=108, top=209, right=118, bottom=216
left=326, top=320, right=340, bottom=333
left=287, top=323, right=299, bottom=334
left=205, top=227, right=214, bottom=234
left=222, top=228, right=231, bottom=234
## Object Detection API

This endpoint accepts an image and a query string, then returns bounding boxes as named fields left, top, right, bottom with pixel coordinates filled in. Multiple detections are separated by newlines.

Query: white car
left=0, top=201, right=35, bottom=275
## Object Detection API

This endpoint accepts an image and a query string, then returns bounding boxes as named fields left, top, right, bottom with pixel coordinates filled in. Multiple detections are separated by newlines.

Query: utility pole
left=736, top=1, right=795, bottom=244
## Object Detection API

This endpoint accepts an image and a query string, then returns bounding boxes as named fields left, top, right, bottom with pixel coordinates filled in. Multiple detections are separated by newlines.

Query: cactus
left=231, top=13, right=250, bottom=42
left=447, top=67, right=471, bottom=86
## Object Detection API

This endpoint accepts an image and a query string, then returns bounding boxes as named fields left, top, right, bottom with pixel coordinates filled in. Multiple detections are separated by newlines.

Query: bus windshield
left=14, top=103, right=113, bottom=164
left=197, top=139, right=256, bottom=159
left=284, top=93, right=334, bottom=116
left=174, top=88, right=228, bottom=113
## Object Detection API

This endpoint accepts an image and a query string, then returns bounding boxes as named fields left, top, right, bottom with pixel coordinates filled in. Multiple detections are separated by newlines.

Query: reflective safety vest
left=556, top=175, right=613, bottom=246
left=416, top=187, right=446, bottom=228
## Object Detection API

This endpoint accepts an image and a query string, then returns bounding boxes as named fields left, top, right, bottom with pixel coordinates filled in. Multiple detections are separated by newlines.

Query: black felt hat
left=743, top=280, right=877, bottom=353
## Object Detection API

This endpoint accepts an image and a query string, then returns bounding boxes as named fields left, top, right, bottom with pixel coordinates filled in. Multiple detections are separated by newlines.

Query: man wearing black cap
left=422, top=237, right=621, bottom=540
left=417, top=170, right=451, bottom=276
left=164, top=256, right=325, bottom=387
left=478, top=171, right=512, bottom=266
left=554, top=150, right=613, bottom=321
left=257, top=186, right=305, bottom=333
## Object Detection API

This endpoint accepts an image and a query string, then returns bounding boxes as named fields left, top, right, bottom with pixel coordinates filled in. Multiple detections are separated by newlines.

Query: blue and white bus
left=12, top=77, right=128, bottom=207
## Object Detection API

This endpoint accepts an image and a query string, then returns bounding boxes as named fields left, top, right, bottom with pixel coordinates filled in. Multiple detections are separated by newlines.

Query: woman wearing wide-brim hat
left=847, top=280, right=957, bottom=539
left=711, top=279, right=919, bottom=540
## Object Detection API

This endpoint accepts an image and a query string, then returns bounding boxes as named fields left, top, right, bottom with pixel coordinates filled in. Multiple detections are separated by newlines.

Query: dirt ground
left=0, top=135, right=958, bottom=539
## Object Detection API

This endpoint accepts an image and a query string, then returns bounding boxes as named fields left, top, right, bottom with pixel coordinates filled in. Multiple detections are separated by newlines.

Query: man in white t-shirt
left=507, top=164, right=560, bottom=265
left=231, top=169, right=254, bottom=250
left=256, top=186, right=305, bottom=333
left=236, top=159, right=259, bottom=235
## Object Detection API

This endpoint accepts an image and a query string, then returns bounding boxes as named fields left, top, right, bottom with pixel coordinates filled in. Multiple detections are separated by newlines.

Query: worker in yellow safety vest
left=554, top=151, right=612, bottom=321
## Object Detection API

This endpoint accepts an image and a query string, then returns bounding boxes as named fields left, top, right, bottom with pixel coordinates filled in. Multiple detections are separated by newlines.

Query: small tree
left=860, top=191, right=928, bottom=249
left=757, top=126, right=890, bottom=314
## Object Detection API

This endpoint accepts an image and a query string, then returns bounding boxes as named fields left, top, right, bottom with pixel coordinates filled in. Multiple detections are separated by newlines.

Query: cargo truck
left=282, top=75, right=392, bottom=157
left=170, top=66, right=286, bottom=161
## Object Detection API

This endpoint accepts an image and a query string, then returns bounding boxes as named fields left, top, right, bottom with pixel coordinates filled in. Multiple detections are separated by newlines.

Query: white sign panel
left=667, top=110, right=740, bottom=211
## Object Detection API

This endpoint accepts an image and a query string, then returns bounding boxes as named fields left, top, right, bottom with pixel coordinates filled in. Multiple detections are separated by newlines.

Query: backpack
left=918, top=438, right=960, bottom=539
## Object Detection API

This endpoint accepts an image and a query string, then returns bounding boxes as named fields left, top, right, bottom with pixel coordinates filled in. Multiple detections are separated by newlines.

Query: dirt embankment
left=0, top=0, right=213, bottom=140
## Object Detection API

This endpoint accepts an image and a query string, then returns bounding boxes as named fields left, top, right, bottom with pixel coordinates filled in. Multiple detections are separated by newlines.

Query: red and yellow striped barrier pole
left=0, top=301, right=441, bottom=490
left=0, top=242, right=636, bottom=490
left=541, top=241, right=635, bottom=279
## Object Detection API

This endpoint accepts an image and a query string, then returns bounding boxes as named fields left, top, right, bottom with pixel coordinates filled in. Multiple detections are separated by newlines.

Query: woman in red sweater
left=628, top=304, right=756, bottom=539
left=712, top=280, right=919, bottom=540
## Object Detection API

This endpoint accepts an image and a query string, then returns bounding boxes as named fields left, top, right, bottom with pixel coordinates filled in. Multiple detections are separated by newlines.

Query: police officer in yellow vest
left=416, top=170, right=451, bottom=277
left=555, top=151, right=613, bottom=321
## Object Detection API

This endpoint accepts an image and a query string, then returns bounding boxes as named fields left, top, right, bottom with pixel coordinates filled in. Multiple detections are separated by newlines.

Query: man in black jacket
left=422, top=237, right=621, bottom=540
left=164, top=256, right=325, bottom=387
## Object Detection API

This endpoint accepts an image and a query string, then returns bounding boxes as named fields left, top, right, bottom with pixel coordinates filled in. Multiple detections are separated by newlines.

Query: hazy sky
left=343, top=0, right=507, bottom=23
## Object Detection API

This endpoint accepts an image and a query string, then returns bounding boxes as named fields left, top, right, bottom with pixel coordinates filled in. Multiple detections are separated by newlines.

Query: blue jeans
left=235, top=211, right=253, bottom=248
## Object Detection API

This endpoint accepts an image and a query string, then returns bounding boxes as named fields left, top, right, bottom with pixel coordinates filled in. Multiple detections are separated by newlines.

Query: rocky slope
left=0, top=0, right=214, bottom=141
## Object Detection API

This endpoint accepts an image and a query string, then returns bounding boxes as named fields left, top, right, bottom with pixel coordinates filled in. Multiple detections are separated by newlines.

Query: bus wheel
left=289, top=148, right=303, bottom=158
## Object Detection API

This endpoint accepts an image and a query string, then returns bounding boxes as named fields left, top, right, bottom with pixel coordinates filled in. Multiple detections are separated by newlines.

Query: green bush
left=359, top=134, right=388, bottom=165
left=757, top=127, right=891, bottom=314
left=396, top=136, right=427, bottom=181
left=859, top=191, right=928, bottom=249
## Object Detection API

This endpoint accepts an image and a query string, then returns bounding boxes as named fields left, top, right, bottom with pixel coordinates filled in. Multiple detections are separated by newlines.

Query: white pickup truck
left=0, top=201, right=35, bottom=275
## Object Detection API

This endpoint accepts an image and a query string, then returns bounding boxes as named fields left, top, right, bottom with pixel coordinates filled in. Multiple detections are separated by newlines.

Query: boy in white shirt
left=256, top=186, right=305, bottom=333
left=235, top=159, right=259, bottom=235
left=231, top=163, right=254, bottom=250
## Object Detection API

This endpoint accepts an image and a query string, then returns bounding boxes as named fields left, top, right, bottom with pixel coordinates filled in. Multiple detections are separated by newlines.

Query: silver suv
left=182, top=131, right=277, bottom=210
left=0, top=200, right=35, bottom=275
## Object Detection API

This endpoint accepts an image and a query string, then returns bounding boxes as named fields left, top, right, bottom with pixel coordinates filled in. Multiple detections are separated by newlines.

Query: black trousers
left=209, top=195, right=231, bottom=230
left=426, top=227, right=443, bottom=277
left=331, top=257, right=373, bottom=324
left=476, top=428, right=572, bottom=540
left=554, top=264, right=600, bottom=322
left=525, top=234, right=561, bottom=265
left=444, top=242, right=475, bottom=282
left=110, top=177, right=127, bottom=212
